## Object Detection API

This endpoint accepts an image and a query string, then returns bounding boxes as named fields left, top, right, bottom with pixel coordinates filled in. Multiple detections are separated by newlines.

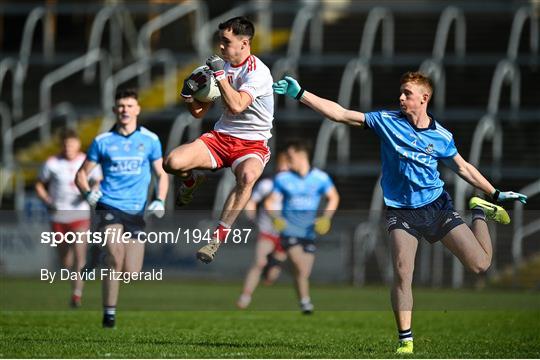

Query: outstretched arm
left=273, top=76, right=366, bottom=127
left=443, top=154, right=527, bottom=203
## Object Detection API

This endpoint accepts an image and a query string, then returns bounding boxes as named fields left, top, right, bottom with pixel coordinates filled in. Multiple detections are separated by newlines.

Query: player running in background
left=264, top=140, right=340, bottom=314
left=237, top=151, right=289, bottom=309
left=36, top=128, right=101, bottom=308
left=163, top=16, right=274, bottom=264
left=273, top=72, right=527, bottom=352
left=75, top=89, right=169, bottom=328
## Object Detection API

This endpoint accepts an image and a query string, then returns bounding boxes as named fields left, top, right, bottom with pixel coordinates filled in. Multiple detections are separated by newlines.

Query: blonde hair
left=401, top=71, right=433, bottom=100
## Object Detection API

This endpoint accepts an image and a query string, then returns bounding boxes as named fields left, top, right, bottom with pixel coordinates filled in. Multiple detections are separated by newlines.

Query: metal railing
left=312, top=6, right=395, bottom=169
left=419, top=6, right=466, bottom=115
left=432, top=6, right=466, bottom=62
left=512, top=179, right=540, bottom=266
left=507, top=5, right=539, bottom=63
left=213, top=171, right=236, bottom=218
left=451, top=59, right=521, bottom=288
left=358, top=7, right=394, bottom=60
left=0, top=57, right=18, bottom=108
left=2, top=7, right=56, bottom=120
left=99, top=50, right=177, bottom=133
left=419, top=59, right=445, bottom=115
left=83, top=4, right=138, bottom=82
left=272, top=1, right=321, bottom=109
left=313, top=59, right=371, bottom=168
left=164, top=111, right=202, bottom=211
left=39, top=49, right=111, bottom=140
left=351, top=175, right=391, bottom=286
left=3, top=102, right=78, bottom=169
left=0, top=102, right=12, bottom=166
left=139, top=0, right=208, bottom=61
left=198, top=0, right=281, bottom=58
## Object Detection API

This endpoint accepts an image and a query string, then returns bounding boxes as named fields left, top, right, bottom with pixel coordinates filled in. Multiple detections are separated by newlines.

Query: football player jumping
left=164, top=17, right=275, bottom=264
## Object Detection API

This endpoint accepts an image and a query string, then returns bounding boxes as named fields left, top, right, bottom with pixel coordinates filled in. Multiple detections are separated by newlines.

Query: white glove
left=85, top=190, right=102, bottom=207
left=147, top=199, right=165, bottom=218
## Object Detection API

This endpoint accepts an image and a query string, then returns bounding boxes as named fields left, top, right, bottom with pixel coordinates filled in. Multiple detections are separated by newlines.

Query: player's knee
left=470, top=259, right=491, bottom=274
left=393, top=264, right=414, bottom=284
left=163, top=153, right=187, bottom=173
left=105, top=253, right=123, bottom=270
left=297, top=269, right=310, bottom=279
left=238, top=170, right=258, bottom=187
left=124, top=263, right=143, bottom=273
left=254, top=258, right=268, bottom=270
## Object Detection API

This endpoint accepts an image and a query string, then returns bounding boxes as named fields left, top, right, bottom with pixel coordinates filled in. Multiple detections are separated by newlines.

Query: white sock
left=300, top=297, right=311, bottom=305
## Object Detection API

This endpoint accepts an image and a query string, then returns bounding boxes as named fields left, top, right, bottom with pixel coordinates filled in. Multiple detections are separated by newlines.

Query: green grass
left=1, top=278, right=539, bottom=358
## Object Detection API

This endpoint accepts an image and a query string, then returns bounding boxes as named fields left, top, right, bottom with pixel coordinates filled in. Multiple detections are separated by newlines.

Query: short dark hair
left=284, top=139, right=312, bottom=156
left=115, top=88, right=138, bottom=101
left=60, top=128, right=79, bottom=141
left=218, top=16, right=255, bottom=41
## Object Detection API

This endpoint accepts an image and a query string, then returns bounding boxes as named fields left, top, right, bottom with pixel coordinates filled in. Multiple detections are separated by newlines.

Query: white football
left=190, top=65, right=221, bottom=103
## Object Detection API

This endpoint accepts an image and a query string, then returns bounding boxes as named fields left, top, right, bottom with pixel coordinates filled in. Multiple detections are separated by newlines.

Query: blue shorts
left=280, top=236, right=317, bottom=253
left=385, top=191, right=465, bottom=243
left=95, top=202, right=145, bottom=236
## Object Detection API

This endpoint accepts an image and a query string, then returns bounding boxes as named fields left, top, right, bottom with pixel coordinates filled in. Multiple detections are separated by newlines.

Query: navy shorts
left=385, top=191, right=465, bottom=243
left=280, top=236, right=317, bottom=253
left=95, top=202, right=145, bottom=236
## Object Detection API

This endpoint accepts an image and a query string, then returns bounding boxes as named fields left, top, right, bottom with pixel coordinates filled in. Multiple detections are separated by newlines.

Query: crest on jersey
left=137, top=143, right=145, bottom=152
left=425, top=144, right=434, bottom=154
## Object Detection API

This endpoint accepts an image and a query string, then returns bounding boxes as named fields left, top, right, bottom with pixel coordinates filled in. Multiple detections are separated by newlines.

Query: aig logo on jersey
left=110, top=156, right=143, bottom=174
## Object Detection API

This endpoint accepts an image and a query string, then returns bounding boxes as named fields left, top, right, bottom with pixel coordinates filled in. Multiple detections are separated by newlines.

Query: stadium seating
left=1, top=0, right=538, bottom=286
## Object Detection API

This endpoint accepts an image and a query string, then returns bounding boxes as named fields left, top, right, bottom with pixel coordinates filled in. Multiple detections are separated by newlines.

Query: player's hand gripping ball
left=182, top=66, right=221, bottom=103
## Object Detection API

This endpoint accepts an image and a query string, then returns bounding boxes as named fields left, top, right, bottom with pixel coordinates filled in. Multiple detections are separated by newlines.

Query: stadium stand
left=0, top=0, right=538, bottom=288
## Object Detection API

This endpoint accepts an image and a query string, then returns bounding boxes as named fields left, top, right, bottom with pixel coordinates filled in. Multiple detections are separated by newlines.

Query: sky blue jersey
left=273, top=168, right=334, bottom=239
left=364, top=110, right=458, bottom=208
left=87, top=126, right=162, bottom=213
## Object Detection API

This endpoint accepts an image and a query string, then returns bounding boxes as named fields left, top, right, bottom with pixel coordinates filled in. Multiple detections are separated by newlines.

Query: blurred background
left=0, top=0, right=539, bottom=291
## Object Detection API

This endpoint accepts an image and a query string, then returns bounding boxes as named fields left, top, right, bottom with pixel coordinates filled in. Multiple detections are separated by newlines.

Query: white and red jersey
left=39, top=153, right=101, bottom=223
left=214, top=55, right=274, bottom=140
left=251, top=178, right=282, bottom=235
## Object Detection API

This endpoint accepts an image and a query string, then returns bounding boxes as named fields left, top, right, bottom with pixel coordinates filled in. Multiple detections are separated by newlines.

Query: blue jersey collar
left=400, top=111, right=436, bottom=132
left=110, top=125, right=141, bottom=138
left=291, top=167, right=313, bottom=179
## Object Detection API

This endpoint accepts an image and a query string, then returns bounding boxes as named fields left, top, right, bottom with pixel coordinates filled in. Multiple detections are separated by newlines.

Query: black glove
left=181, top=71, right=207, bottom=102
left=205, top=55, right=226, bottom=81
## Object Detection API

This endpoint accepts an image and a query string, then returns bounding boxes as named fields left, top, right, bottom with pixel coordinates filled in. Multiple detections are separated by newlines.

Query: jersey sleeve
left=251, top=178, right=273, bottom=203
left=238, top=68, right=272, bottom=101
left=441, top=138, right=458, bottom=158
left=149, top=138, right=163, bottom=162
left=319, top=172, right=335, bottom=194
left=86, top=139, right=101, bottom=163
left=363, top=111, right=384, bottom=136
left=88, top=164, right=103, bottom=181
left=272, top=175, right=285, bottom=195
left=38, top=160, right=51, bottom=182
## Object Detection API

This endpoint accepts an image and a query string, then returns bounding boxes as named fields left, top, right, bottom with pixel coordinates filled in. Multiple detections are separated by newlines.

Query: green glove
left=272, top=76, right=304, bottom=100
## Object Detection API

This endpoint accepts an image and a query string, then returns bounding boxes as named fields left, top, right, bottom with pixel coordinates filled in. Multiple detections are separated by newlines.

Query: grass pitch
left=1, top=278, right=539, bottom=358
